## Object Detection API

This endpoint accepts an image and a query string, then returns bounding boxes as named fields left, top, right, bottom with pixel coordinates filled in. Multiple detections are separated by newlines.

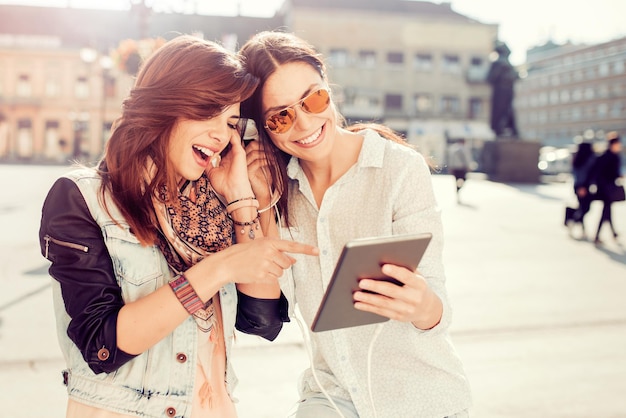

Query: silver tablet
left=310, top=232, right=433, bottom=332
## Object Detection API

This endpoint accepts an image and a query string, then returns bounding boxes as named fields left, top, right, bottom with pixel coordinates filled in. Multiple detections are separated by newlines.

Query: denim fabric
left=52, top=168, right=239, bottom=418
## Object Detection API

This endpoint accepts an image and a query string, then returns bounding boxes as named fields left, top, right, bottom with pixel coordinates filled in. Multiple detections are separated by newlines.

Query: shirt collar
left=286, top=128, right=385, bottom=180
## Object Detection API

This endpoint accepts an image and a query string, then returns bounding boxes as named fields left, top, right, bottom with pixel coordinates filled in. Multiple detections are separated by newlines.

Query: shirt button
left=97, top=348, right=110, bottom=361
left=165, top=407, right=176, bottom=417
left=341, top=356, right=346, bottom=361
left=322, top=249, right=328, bottom=255
left=176, top=352, right=187, bottom=363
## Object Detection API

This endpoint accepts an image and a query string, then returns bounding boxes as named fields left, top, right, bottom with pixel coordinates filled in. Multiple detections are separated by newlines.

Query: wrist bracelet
left=169, top=274, right=204, bottom=315
left=226, top=196, right=256, bottom=206
left=230, top=213, right=260, bottom=239
left=226, top=198, right=259, bottom=214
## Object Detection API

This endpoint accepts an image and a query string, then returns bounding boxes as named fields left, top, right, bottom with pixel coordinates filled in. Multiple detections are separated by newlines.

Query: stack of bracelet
left=226, top=196, right=260, bottom=239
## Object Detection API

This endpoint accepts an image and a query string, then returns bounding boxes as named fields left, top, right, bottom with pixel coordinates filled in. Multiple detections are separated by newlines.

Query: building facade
left=0, top=34, right=133, bottom=162
left=515, top=37, right=626, bottom=148
left=282, top=0, right=497, bottom=164
left=0, top=0, right=498, bottom=165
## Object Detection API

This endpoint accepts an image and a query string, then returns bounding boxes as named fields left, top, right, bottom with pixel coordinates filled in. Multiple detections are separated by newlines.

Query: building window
left=561, top=72, right=571, bottom=84
left=610, top=102, right=622, bottom=118
left=549, top=91, right=559, bottom=105
left=16, top=74, right=32, bottom=97
left=16, top=118, right=33, bottom=158
left=44, top=120, right=60, bottom=159
left=353, top=94, right=379, bottom=108
left=470, top=56, right=483, bottom=67
left=75, top=76, right=90, bottom=99
left=328, top=49, right=349, bottom=67
left=385, top=93, right=403, bottom=110
left=598, top=62, right=610, bottom=77
left=613, top=60, right=625, bottom=75
left=45, top=77, right=61, bottom=97
left=413, top=93, right=433, bottom=114
left=442, top=55, right=460, bottom=73
left=440, top=95, right=460, bottom=114
left=104, top=74, right=116, bottom=99
left=357, top=50, right=376, bottom=68
left=468, top=97, right=482, bottom=119
left=386, top=52, right=404, bottom=66
left=414, top=53, right=433, bottom=71
left=550, top=75, right=560, bottom=86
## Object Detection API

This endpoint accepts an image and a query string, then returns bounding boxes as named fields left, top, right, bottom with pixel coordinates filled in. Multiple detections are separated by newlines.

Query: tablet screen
left=311, top=232, right=432, bottom=332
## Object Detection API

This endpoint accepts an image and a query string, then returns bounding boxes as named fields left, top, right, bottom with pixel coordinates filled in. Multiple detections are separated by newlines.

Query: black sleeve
left=39, top=178, right=136, bottom=374
left=235, top=290, right=290, bottom=341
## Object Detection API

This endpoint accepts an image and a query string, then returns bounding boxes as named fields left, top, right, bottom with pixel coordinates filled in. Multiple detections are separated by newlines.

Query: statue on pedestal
left=487, top=41, right=519, bottom=138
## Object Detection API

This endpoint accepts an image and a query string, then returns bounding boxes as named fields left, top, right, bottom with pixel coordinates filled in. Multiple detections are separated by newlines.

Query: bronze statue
left=487, top=41, right=519, bottom=138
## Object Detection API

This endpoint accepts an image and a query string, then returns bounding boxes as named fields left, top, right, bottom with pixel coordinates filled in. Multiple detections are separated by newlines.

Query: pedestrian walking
left=567, top=141, right=596, bottom=238
left=38, top=34, right=318, bottom=418
left=590, top=131, right=623, bottom=244
left=447, top=138, right=474, bottom=202
left=240, top=30, right=471, bottom=418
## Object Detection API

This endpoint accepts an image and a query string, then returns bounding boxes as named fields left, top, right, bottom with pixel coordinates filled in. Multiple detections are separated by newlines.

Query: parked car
left=538, top=146, right=572, bottom=175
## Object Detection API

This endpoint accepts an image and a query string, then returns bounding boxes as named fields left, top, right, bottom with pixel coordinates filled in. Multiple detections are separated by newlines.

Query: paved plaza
left=1, top=164, right=625, bottom=418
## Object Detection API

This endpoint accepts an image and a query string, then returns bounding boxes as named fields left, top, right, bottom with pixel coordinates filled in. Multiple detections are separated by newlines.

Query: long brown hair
left=100, top=34, right=258, bottom=245
left=239, top=31, right=409, bottom=225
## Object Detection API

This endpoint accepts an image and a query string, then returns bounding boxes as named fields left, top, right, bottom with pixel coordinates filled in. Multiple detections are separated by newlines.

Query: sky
left=1, top=0, right=625, bottom=65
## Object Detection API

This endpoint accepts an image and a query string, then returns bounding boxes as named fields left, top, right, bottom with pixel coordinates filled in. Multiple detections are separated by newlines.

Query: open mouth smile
left=296, top=126, right=323, bottom=145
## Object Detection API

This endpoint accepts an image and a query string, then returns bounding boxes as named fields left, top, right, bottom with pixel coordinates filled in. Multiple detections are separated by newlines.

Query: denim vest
left=51, top=168, right=238, bottom=418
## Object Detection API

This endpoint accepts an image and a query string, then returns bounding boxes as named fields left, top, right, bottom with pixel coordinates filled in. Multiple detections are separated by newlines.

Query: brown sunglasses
left=264, top=88, right=331, bottom=134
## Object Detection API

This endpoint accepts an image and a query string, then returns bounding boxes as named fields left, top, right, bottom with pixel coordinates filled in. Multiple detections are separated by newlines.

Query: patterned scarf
left=153, top=173, right=234, bottom=331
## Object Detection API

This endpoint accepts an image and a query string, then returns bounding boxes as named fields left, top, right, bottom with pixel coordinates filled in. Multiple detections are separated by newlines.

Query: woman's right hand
left=188, top=238, right=318, bottom=299
left=244, top=140, right=274, bottom=208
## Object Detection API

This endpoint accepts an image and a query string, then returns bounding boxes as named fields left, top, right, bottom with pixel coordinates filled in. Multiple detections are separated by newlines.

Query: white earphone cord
left=273, top=167, right=382, bottom=418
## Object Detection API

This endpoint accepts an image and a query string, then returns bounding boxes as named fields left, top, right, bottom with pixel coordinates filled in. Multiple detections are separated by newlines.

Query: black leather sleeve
left=235, top=290, right=290, bottom=341
left=39, top=177, right=136, bottom=374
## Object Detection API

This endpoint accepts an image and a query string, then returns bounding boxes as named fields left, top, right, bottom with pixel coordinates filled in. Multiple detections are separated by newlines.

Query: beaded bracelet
left=168, top=274, right=205, bottom=315
left=230, top=213, right=261, bottom=239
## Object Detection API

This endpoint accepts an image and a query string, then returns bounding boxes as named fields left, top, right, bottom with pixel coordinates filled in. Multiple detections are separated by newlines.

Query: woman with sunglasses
left=240, top=31, right=471, bottom=418
left=39, top=35, right=318, bottom=418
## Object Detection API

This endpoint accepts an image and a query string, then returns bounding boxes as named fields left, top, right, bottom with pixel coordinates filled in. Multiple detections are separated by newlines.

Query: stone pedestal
left=482, top=139, right=541, bottom=183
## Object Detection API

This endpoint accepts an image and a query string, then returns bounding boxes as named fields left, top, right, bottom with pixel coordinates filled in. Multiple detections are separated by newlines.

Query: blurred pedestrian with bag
left=590, top=131, right=624, bottom=244
left=566, top=141, right=596, bottom=238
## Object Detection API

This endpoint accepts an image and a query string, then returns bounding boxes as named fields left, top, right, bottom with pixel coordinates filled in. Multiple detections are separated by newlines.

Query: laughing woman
left=39, top=35, right=317, bottom=418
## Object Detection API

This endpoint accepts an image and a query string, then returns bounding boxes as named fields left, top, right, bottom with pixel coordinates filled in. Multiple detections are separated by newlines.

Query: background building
left=0, top=0, right=499, bottom=166
left=281, top=0, right=497, bottom=167
left=515, top=36, right=626, bottom=149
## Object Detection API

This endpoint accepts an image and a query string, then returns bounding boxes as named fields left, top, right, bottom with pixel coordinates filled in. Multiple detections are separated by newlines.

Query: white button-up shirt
left=280, top=129, right=472, bottom=418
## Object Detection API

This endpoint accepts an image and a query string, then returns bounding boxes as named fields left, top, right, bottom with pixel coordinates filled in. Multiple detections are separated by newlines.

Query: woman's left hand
left=353, top=264, right=443, bottom=330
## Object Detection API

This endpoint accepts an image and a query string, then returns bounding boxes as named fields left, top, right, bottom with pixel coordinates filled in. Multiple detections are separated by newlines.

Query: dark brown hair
left=240, top=31, right=409, bottom=225
left=100, top=34, right=258, bottom=245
